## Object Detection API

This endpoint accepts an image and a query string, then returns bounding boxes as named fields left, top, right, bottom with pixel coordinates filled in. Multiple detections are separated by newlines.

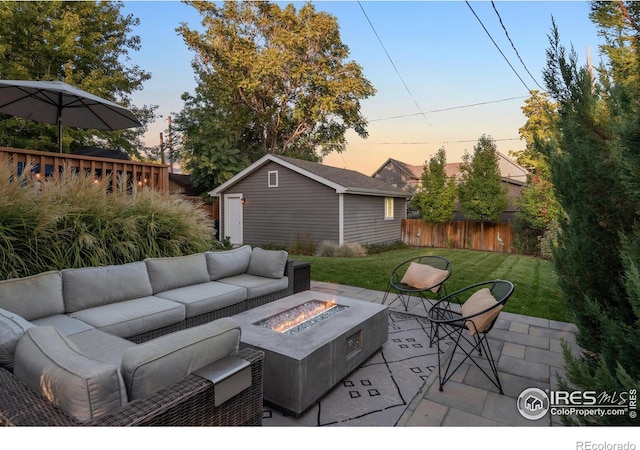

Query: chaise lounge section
left=0, top=245, right=293, bottom=426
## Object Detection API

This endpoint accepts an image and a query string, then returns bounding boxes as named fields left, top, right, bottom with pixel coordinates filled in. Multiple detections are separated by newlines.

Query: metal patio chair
left=382, top=255, right=452, bottom=316
left=427, top=279, right=515, bottom=394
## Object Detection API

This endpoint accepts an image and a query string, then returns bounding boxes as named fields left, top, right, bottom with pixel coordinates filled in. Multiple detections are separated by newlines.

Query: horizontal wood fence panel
left=402, top=219, right=514, bottom=253
left=0, top=147, right=169, bottom=192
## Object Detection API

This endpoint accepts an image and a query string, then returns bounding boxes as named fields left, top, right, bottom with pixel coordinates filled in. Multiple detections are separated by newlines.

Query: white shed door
left=224, top=194, right=243, bottom=245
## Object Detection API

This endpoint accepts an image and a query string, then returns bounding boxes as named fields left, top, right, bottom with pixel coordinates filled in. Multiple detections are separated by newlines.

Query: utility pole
left=159, top=132, right=165, bottom=165
left=167, top=116, right=174, bottom=174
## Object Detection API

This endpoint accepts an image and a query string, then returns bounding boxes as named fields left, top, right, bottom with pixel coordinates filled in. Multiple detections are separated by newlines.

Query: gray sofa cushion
left=67, top=329, right=137, bottom=366
left=218, top=274, right=289, bottom=300
left=62, top=261, right=154, bottom=313
left=32, top=314, right=95, bottom=336
left=70, top=296, right=186, bottom=338
left=0, top=307, right=33, bottom=370
left=247, top=247, right=288, bottom=279
left=145, top=253, right=210, bottom=293
left=121, top=317, right=241, bottom=400
left=205, top=245, right=252, bottom=280
left=14, top=326, right=128, bottom=424
left=154, top=281, right=247, bottom=318
left=0, top=271, right=64, bottom=320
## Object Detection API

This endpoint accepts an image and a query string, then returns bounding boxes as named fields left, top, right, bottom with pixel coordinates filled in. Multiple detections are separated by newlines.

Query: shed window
left=268, top=170, right=279, bottom=187
left=385, top=197, right=394, bottom=220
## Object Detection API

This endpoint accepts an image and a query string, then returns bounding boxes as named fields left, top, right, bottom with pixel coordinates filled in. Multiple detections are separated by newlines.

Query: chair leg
left=436, top=329, right=503, bottom=394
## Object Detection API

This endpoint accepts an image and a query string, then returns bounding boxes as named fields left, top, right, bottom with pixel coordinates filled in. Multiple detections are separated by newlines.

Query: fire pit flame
left=255, top=300, right=348, bottom=335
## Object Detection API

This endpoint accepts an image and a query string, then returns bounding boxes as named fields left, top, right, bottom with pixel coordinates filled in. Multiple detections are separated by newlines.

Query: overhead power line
left=490, top=1, right=545, bottom=91
left=465, top=1, right=534, bottom=95
left=369, top=96, right=527, bottom=122
left=357, top=1, right=432, bottom=127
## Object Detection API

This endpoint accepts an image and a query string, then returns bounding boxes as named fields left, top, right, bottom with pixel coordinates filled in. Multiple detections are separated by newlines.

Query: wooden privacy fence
left=401, top=219, right=514, bottom=253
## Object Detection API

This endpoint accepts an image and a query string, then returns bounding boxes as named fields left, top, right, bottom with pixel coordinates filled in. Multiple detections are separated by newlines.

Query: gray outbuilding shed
left=209, top=154, right=412, bottom=248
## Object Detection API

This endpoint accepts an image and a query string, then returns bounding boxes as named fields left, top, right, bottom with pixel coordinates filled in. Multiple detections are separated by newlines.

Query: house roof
left=210, top=154, right=412, bottom=198
left=371, top=153, right=527, bottom=185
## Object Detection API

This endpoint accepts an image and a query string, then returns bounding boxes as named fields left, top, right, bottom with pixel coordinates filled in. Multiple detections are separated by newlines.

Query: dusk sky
left=122, top=1, right=603, bottom=175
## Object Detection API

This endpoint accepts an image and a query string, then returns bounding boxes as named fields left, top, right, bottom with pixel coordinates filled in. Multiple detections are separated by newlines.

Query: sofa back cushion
left=0, top=271, right=64, bottom=320
left=13, top=326, right=128, bottom=424
left=121, top=317, right=241, bottom=400
left=145, top=253, right=210, bottom=294
left=0, top=307, right=33, bottom=370
left=206, top=245, right=252, bottom=280
left=247, top=247, right=289, bottom=279
left=62, top=261, right=154, bottom=313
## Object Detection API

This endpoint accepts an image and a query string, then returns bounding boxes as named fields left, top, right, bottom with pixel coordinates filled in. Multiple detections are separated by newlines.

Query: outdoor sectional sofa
left=0, top=245, right=294, bottom=426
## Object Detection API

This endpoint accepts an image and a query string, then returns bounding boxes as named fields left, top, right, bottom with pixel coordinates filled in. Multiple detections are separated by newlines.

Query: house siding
left=218, top=161, right=339, bottom=247
left=343, top=194, right=405, bottom=245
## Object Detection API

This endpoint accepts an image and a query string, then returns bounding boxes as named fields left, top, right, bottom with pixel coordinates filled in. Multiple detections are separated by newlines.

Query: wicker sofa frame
left=0, top=260, right=295, bottom=426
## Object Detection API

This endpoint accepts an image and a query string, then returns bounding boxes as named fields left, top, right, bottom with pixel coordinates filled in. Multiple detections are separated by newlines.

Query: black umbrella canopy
left=0, top=79, right=142, bottom=152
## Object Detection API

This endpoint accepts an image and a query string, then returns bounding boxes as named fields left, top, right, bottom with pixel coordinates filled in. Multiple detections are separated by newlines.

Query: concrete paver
left=310, top=281, right=579, bottom=427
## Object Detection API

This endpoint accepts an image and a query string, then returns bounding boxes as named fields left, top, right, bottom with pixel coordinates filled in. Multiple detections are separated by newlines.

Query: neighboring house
left=371, top=152, right=528, bottom=221
left=209, top=154, right=412, bottom=248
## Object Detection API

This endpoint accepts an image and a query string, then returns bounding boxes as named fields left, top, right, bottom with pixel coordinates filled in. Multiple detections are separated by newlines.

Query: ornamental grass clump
left=0, top=162, right=218, bottom=280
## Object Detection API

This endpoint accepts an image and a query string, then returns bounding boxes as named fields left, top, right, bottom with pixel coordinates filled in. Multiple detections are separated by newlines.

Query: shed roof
left=210, top=154, right=412, bottom=198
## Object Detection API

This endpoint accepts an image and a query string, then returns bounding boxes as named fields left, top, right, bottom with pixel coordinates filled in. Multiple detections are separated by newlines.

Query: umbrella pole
left=57, top=94, right=63, bottom=153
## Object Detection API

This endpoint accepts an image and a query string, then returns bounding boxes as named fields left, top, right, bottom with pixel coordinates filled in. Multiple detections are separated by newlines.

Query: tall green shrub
left=542, top=11, right=639, bottom=425
left=0, top=163, right=219, bottom=279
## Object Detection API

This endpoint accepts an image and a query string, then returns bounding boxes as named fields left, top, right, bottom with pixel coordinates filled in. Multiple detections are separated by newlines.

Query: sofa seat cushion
left=62, top=262, right=154, bottom=313
left=69, top=296, right=186, bottom=339
left=0, top=271, right=64, bottom=320
left=0, top=307, right=34, bottom=370
left=145, top=253, right=210, bottom=294
left=14, top=326, right=128, bottom=424
left=121, top=317, right=241, bottom=400
left=218, top=274, right=289, bottom=299
left=154, top=281, right=247, bottom=319
left=67, top=329, right=137, bottom=366
left=205, top=245, right=252, bottom=280
left=32, top=314, right=95, bottom=336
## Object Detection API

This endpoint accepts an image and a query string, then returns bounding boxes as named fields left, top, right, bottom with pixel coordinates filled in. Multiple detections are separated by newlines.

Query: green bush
left=316, top=241, right=367, bottom=257
left=0, top=162, right=221, bottom=280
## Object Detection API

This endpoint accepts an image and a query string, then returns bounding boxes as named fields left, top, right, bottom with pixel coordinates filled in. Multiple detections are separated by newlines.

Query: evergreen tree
left=457, top=135, right=509, bottom=249
left=542, top=6, right=639, bottom=424
left=412, top=147, right=457, bottom=224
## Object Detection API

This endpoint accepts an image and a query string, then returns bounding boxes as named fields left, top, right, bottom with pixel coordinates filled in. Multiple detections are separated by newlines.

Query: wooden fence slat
left=402, top=219, right=514, bottom=253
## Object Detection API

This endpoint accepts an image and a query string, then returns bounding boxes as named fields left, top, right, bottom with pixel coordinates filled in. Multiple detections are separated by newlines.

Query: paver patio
left=309, top=280, right=579, bottom=427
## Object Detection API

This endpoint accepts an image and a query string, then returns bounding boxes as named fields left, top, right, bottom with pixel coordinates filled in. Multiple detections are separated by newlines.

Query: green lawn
left=290, top=247, right=572, bottom=323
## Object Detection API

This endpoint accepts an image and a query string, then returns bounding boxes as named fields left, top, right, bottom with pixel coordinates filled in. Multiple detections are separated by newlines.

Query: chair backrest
left=489, top=280, right=515, bottom=305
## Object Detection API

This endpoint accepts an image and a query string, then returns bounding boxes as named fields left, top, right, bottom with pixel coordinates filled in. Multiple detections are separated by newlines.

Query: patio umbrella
left=0, top=79, right=142, bottom=152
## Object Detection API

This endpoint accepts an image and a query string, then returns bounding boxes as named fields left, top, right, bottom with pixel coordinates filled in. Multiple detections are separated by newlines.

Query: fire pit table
left=232, top=290, right=388, bottom=416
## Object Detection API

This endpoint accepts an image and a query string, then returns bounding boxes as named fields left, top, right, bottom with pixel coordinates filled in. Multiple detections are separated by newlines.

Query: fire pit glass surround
left=254, top=299, right=348, bottom=335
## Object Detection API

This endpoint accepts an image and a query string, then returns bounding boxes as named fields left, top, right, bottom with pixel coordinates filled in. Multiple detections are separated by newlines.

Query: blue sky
left=123, top=1, right=602, bottom=175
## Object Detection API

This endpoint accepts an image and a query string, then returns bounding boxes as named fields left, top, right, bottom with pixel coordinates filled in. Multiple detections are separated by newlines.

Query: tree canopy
left=0, top=1, right=155, bottom=156
left=541, top=1, right=640, bottom=424
left=412, top=147, right=457, bottom=224
left=175, top=1, right=375, bottom=191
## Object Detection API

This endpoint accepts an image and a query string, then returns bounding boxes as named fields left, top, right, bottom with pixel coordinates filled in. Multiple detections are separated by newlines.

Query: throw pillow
left=205, top=245, right=252, bottom=280
left=246, top=247, right=288, bottom=279
left=400, top=262, right=449, bottom=292
left=13, top=326, right=128, bottom=423
left=0, top=307, right=33, bottom=370
left=460, top=288, right=503, bottom=336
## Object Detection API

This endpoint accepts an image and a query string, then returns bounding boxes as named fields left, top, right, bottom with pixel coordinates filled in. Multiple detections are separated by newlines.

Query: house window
left=385, top=197, right=394, bottom=220
left=268, top=170, right=278, bottom=187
